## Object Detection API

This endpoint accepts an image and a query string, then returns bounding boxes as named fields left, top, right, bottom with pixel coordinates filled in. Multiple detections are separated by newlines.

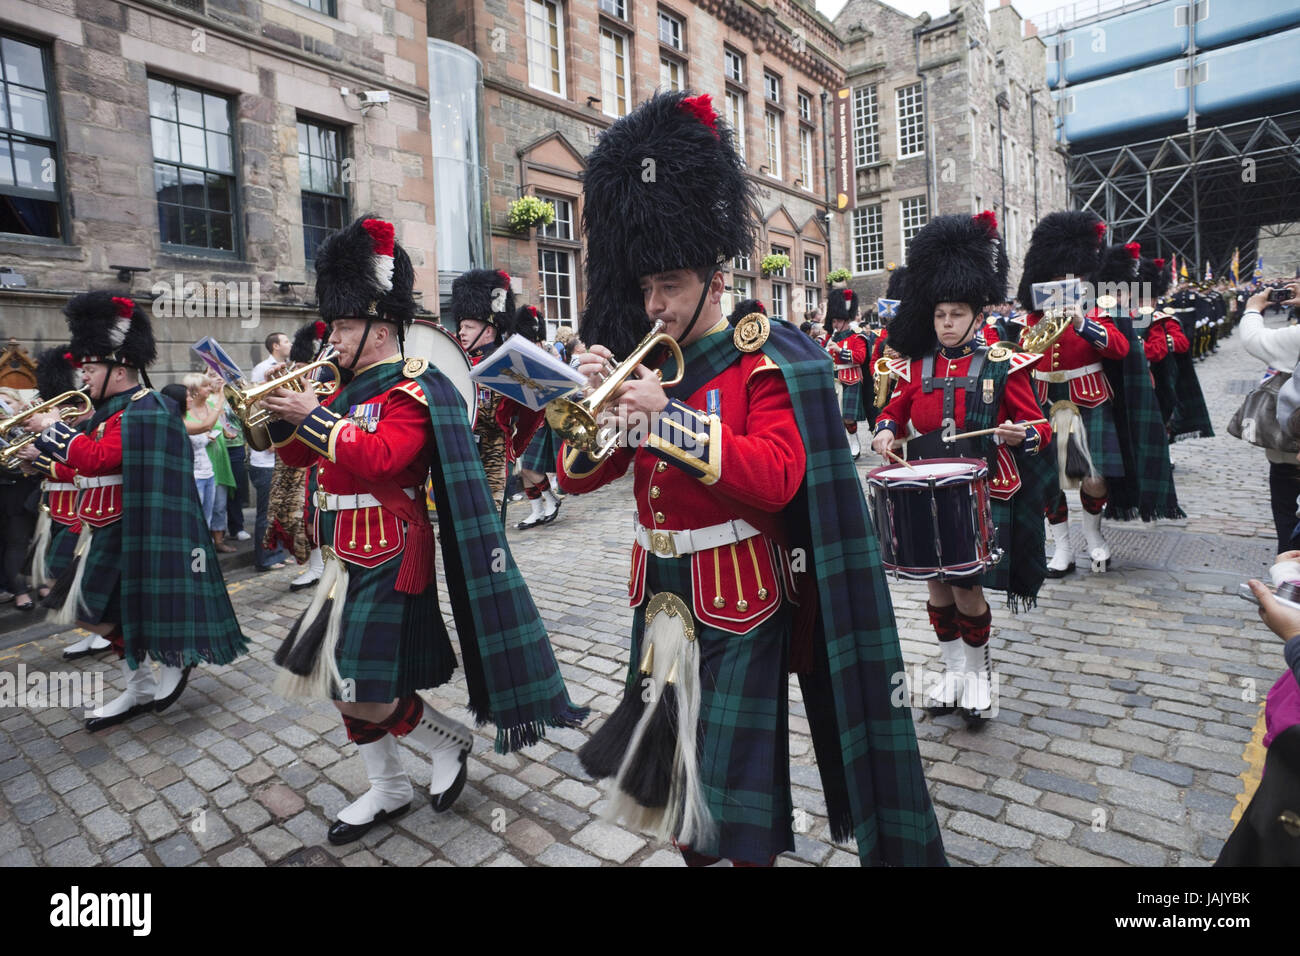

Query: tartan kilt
left=520, top=423, right=559, bottom=475
left=833, top=380, right=861, bottom=422
left=1041, top=382, right=1124, bottom=478
left=630, top=553, right=794, bottom=864
left=307, top=510, right=456, bottom=703
left=42, top=521, right=122, bottom=625
left=45, top=523, right=78, bottom=581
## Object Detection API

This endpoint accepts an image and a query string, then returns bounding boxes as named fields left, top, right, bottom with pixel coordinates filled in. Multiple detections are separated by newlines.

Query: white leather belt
left=75, top=475, right=122, bottom=489
left=315, top=487, right=417, bottom=511
left=635, top=516, right=761, bottom=558
left=44, top=481, right=77, bottom=493
left=1033, top=362, right=1102, bottom=384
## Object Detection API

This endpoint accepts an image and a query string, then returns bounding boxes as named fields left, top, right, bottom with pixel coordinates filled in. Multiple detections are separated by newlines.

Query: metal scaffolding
left=1068, top=110, right=1300, bottom=278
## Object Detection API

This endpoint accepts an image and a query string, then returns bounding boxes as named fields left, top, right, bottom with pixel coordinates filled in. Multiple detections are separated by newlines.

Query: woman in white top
left=181, top=374, right=225, bottom=535
left=1238, top=280, right=1300, bottom=549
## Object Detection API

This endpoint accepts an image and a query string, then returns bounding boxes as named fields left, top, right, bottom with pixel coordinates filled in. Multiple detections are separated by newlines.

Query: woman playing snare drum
left=869, top=212, right=1053, bottom=727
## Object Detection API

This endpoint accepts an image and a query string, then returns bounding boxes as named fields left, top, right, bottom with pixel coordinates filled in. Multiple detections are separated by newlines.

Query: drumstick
left=943, top=418, right=1048, bottom=442
left=883, top=448, right=911, bottom=468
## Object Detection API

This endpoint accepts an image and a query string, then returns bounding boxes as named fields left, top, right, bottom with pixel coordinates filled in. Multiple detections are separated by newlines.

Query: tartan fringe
left=1104, top=503, right=1187, bottom=522
left=1003, top=592, right=1037, bottom=614
left=1170, top=430, right=1212, bottom=442
left=494, top=708, right=590, bottom=754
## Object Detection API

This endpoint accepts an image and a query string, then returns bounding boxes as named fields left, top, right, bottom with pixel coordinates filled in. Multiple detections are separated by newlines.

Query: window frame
left=723, top=47, right=744, bottom=84
left=0, top=30, right=68, bottom=243
left=536, top=193, right=576, bottom=243
left=725, top=88, right=746, bottom=162
left=803, top=252, right=819, bottom=285
left=526, top=0, right=567, bottom=99
left=852, top=84, right=879, bottom=169
left=900, top=195, right=928, bottom=258
left=797, top=89, right=812, bottom=123
left=798, top=126, right=814, bottom=192
left=770, top=281, right=788, bottom=324
left=291, top=0, right=337, bottom=16
left=297, top=115, right=349, bottom=265
left=149, top=74, right=242, bottom=259
left=851, top=203, right=884, bottom=275
left=657, top=8, right=683, bottom=51
left=764, top=109, right=782, bottom=179
left=659, top=56, right=684, bottom=92
left=763, top=70, right=782, bottom=105
left=896, top=82, right=925, bottom=159
left=769, top=243, right=790, bottom=278
left=598, top=0, right=627, bottom=21
left=598, top=25, right=630, bottom=119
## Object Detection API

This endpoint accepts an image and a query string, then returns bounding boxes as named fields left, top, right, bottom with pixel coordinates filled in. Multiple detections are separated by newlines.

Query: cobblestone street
left=0, top=323, right=1286, bottom=867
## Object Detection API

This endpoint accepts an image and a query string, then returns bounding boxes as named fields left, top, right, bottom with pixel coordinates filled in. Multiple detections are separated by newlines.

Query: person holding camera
left=1238, top=280, right=1300, bottom=551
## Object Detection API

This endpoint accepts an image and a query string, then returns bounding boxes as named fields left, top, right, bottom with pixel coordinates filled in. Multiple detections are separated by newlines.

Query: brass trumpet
left=1018, top=310, right=1072, bottom=354
left=0, top=388, right=93, bottom=468
left=546, top=320, right=685, bottom=461
left=225, top=356, right=339, bottom=452
left=872, top=356, right=895, bottom=408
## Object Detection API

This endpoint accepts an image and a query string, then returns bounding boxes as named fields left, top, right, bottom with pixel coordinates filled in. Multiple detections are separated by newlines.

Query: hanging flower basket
left=507, top=196, right=555, bottom=232
left=826, top=268, right=851, bottom=286
left=760, top=253, right=791, bottom=277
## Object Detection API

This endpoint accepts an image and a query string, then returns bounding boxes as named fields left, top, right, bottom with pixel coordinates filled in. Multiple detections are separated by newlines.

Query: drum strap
left=920, top=350, right=988, bottom=422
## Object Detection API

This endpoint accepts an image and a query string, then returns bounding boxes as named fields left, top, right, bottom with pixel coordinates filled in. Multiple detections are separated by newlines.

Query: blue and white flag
left=469, top=336, right=586, bottom=411
left=876, top=298, right=899, bottom=319
left=192, top=337, right=245, bottom=385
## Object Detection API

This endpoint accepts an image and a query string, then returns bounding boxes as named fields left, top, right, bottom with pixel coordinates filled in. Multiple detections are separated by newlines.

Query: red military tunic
left=32, top=455, right=81, bottom=529
left=274, top=356, right=433, bottom=570
left=558, top=323, right=806, bottom=634
left=1142, top=312, right=1190, bottom=363
left=876, top=347, right=1051, bottom=499
left=819, top=329, right=867, bottom=385
left=59, top=410, right=125, bottom=528
left=986, top=309, right=1129, bottom=408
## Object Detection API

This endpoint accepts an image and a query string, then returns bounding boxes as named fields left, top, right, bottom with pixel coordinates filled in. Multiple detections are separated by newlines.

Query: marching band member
left=502, top=304, right=561, bottom=530
left=1140, top=256, right=1213, bottom=441
left=260, top=217, right=585, bottom=845
left=452, top=268, right=514, bottom=509
left=870, top=212, right=1052, bottom=724
left=560, top=91, right=943, bottom=867
left=820, top=287, right=868, bottom=457
left=26, top=292, right=246, bottom=731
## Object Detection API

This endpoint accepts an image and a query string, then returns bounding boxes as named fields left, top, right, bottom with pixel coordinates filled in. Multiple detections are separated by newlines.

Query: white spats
left=336, top=736, right=413, bottom=826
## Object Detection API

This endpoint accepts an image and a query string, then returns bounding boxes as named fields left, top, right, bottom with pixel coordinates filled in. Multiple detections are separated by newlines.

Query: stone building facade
left=833, top=0, right=1069, bottom=308
left=430, top=0, right=847, bottom=338
left=0, top=0, right=433, bottom=378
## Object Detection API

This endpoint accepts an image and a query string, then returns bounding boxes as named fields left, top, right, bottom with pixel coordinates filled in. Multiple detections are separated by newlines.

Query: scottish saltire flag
left=1031, top=278, right=1083, bottom=313
left=469, top=335, right=586, bottom=410
left=876, top=298, right=899, bottom=319
left=192, top=337, right=244, bottom=385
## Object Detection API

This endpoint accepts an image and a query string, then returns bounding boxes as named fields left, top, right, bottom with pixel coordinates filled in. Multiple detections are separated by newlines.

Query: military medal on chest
left=348, top=402, right=382, bottom=433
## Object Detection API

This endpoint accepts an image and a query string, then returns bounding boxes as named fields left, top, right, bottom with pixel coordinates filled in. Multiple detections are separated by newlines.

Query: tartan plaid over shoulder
left=1101, top=315, right=1186, bottom=521
left=119, top=390, right=247, bottom=667
left=759, top=323, right=946, bottom=866
left=394, top=362, right=589, bottom=752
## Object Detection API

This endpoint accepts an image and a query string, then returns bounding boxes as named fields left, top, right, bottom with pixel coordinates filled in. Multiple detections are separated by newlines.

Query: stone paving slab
left=0, top=328, right=1280, bottom=866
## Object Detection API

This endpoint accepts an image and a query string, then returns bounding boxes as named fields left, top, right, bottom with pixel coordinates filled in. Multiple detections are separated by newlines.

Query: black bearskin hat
left=290, top=319, right=329, bottom=364
left=1140, top=256, right=1172, bottom=298
left=313, top=216, right=416, bottom=329
left=888, top=211, right=1007, bottom=359
left=1092, top=242, right=1142, bottom=286
left=580, top=90, right=758, bottom=358
left=727, top=298, right=765, bottom=326
left=884, top=265, right=908, bottom=301
left=449, top=269, right=515, bottom=339
left=35, top=345, right=81, bottom=400
left=1016, top=210, right=1106, bottom=309
left=64, top=291, right=156, bottom=369
left=826, top=287, right=859, bottom=324
left=514, top=304, right=544, bottom=343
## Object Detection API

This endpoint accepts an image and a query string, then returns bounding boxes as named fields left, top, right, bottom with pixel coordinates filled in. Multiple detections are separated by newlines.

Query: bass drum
left=405, top=319, right=477, bottom=429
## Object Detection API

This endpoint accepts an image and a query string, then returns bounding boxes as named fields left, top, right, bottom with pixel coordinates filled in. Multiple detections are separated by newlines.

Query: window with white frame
left=798, top=127, right=813, bottom=191
left=900, top=195, right=927, bottom=257
left=852, top=85, right=879, bottom=168
left=805, top=285, right=820, bottom=315
left=599, top=27, right=629, bottom=118
left=732, top=274, right=752, bottom=302
left=538, top=248, right=575, bottom=335
left=733, top=252, right=751, bottom=272
left=764, top=110, right=781, bottom=178
left=852, top=204, right=883, bottom=273
left=599, top=0, right=626, bottom=19
left=723, top=47, right=744, bottom=83
left=798, top=90, right=812, bottom=123
left=658, top=9, right=682, bottom=49
left=526, top=0, right=565, bottom=97
left=537, top=194, right=573, bottom=240
left=660, top=57, right=683, bottom=91
left=2, top=34, right=64, bottom=239
left=803, top=253, right=819, bottom=284
left=725, top=89, right=746, bottom=160
left=1006, top=206, right=1019, bottom=258
left=764, top=71, right=781, bottom=104
left=769, top=244, right=789, bottom=277
left=770, top=282, right=787, bottom=323
left=896, top=82, right=924, bottom=158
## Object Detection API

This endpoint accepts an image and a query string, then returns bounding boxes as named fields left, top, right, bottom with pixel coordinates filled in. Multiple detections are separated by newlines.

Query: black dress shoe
left=959, top=707, right=991, bottom=730
left=1044, top=563, right=1075, bottom=579
left=326, top=802, right=410, bottom=846
left=924, top=703, right=958, bottom=718
left=539, top=499, right=562, bottom=525
left=85, top=701, right=154, bottom=733
left=289, top=576, right=321, bottom=593
left=62, top=641, right=114, bottom=662
left=153, top=665, right=193, bottom=714
left=431, top=752, right=468, bottom=813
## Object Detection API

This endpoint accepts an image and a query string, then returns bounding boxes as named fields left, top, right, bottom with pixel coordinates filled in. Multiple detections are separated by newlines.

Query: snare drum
left=865, top=458, right=1001, bottom=581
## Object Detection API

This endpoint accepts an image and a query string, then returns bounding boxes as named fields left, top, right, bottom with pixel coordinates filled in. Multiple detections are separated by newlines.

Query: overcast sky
left=815, top=0, right=1067, bottom=25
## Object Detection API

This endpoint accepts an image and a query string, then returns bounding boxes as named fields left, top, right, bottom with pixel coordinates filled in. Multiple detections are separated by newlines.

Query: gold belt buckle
left=649, top=530, right=678, bottom=558
left=1045, top=371, right=1066, bottom=383
left=315, top=490, right=328, bottom=510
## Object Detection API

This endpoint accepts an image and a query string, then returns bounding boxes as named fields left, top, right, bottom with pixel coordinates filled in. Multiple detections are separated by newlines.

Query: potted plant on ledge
left=760, top=252, right=791, bottom=277
left=826, top=267, right=851, bottom=288
left=507, top=196, right=556, bottom=233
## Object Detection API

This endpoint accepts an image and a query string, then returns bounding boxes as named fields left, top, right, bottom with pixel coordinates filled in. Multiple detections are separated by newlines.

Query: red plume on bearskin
left=513, top=303, right=545, bottom=343
left=579, top=90, right=757, bottom=359
left=1017, top=210, right=1107, bottom=309
left=63, top=290, right=156, bottom=369
left=290, top=318, right=329, bottom=363
left=888, top=212, right=1007, bottom=358
left=827, top=287, right=859, bottom=323
left=450, top=269, right=516, bottom=337
left=1139, top=255, right=1173, bottom=298
left=313, top=215, right=415, bottom=328
left=1093, top=243, right=1142, bottom=285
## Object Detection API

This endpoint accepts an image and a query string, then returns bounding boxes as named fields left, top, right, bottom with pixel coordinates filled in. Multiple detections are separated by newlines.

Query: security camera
left=357, top=90, right=390, bottom=106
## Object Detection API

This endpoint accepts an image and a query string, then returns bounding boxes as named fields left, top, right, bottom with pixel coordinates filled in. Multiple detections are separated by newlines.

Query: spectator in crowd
left=1239, top=280, right=1300, bottom=550
left=248, top=333, right=290, bottom=572
left=181, top=373, right=235, bottom=551
left=0, top=388, right=38, bottom=611
left=553, top=325, right=574, bottom=365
